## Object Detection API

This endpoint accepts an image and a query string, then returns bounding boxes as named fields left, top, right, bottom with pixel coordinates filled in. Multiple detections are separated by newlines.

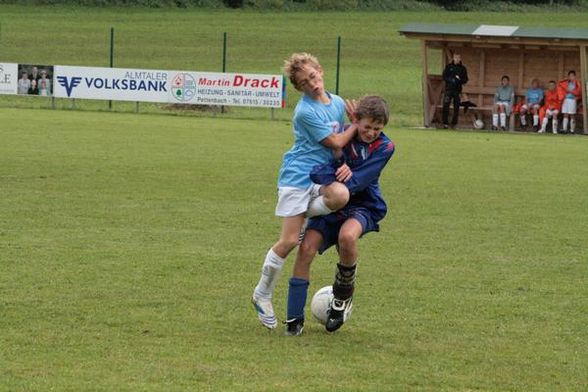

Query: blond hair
left=283, top=52, right=323, bottom=90
left=356, top=96, right=390, bottom=125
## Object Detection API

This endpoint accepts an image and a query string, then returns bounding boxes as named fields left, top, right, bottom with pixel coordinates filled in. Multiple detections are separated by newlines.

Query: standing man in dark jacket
left=442, top=53, right=468, bottom=128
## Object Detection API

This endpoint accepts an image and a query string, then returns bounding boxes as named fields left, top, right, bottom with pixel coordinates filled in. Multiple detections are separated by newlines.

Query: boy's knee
left=338, top=230, right=359, bottom=252
left=277, top=236, right=300, bottom=254
left=298, top=240, right=318, bottom=263
left=323, top=182, right=349, bottom=211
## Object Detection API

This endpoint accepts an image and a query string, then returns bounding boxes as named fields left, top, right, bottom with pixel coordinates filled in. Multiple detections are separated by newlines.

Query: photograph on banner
left=17, top=64, right=54, bottom=96
left=0, top=63, right=18, bottom=95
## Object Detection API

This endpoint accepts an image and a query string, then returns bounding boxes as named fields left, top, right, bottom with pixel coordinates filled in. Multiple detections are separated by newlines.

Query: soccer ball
left=310, top=285, right=353, bottom=325
left=473, top=119, right=484, bottom=129
left=311, top=286, right=333, bottom=325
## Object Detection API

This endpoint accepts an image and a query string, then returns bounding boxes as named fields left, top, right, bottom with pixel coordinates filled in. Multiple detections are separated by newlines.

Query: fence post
left=109, top=27, right=114, bottom=110
left=221, top=32, right=227, bottom=114
left=336, top=36, right=341, bottom=95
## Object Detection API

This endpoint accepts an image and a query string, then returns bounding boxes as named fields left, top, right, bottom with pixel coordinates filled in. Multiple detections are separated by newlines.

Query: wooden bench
left=434, top=86, right=583, bottom=131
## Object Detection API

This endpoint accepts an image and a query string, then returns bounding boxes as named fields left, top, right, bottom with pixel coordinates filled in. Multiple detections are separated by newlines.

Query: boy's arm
left=442, top=64, right=452, bottom=84
left=461, top=66, right=468, bottom=85
left=310, top=140, right=395, bottom=192
left=320, top=123, right=358, bottom=150
left=525, top=89, right=530, bottom=104
left=321, top=99, right=359, bottom=150
left=298, top=100, right=358, bottom=150
left=343, top=141, right=395, bottom=194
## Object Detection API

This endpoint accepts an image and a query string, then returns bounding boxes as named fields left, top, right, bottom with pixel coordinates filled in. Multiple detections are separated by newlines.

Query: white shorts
left=275, top=184, right=321, bottom=217
left=561, top=98, right=577, bottom=114
left=495, top=101, right=511, bottom=112
left=545, top=108, right=559, bottom=118
left=521, top=103, right=540, bottom=112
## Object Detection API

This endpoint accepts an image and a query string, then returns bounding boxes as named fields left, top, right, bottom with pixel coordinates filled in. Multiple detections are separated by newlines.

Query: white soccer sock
left=562, top=118, right=568, bottom=131
left=553, top=119, right=558, bottom=132
left=570, top=118, right=575, bottom=132
left=533, top=115, right=539, bottom=126
left=306, top=195, right=334, bottom=218
left=500, top=113, right=506, bottom=128
left=520, top=115, right=527, bottom=126
left=254, top=249, right=286, bottom=299
left=492, top=114, right=499, bottom=127
left=540, top=118, right=548, bottom=132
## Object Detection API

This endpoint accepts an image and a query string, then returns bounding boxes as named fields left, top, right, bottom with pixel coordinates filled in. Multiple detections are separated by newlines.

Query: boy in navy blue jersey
left=285, top=96, right=395, bottom=335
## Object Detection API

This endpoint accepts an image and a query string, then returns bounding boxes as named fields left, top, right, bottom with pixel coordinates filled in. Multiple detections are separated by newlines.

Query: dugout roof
left=399, top=23, right=588, bottom=45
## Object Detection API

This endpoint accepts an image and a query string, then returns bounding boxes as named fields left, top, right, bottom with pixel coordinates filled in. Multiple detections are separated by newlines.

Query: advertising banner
left=53, top=65, right=285, bottom=108
left=53, top=65, right=169, bottom=103
left=0, top=63, right=18, bottom=95
left=186, top=71, right=285, bottom=108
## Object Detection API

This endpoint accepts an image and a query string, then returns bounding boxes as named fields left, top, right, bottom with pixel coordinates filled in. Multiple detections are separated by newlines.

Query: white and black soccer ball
left=473, top=119, right=484, bottom=129
left=310, top=285, right=353, bottom=325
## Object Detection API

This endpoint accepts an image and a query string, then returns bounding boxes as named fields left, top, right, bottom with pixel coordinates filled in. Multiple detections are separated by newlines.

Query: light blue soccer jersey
left=278, top=92, right=345, bottom=188
left=566, top=81, right=576, bottom=99
left=526, top=88, right=544, bottom=105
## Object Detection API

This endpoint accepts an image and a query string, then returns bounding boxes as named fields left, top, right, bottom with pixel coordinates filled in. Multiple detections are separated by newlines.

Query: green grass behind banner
left=1, top=107, right=587, bottom=390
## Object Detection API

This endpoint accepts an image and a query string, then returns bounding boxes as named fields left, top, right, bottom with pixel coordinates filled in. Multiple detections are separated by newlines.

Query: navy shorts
left=306, top=206, right=380, bottom=254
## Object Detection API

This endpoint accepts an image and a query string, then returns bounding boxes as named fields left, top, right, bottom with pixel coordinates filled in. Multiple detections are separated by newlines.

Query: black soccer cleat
left=284, top=318, right=304, bottom=336
left=325, top=297, right=352, bottom=332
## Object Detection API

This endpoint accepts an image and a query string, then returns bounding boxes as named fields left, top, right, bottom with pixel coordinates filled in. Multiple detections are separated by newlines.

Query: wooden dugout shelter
left=399, top=23, right=588, bottom=133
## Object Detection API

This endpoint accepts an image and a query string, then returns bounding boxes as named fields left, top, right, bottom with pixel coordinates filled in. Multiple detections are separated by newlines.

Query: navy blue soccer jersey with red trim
left=310, top=132, right=395, bottom=221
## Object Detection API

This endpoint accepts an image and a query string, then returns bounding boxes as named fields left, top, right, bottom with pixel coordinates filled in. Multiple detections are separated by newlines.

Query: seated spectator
left=520, top=78, right=544, bottom=131
left=538, top=80, right=561, bottom=134
left=492, top=75, right=514, bottom=131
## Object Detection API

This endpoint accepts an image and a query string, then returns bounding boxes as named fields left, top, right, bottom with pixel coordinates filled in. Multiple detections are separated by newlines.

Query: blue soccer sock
left=287, top=277, right=310, bottom=320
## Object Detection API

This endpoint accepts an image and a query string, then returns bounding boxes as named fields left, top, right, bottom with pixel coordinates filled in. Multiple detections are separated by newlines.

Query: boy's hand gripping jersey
left=310, top=132, right=395, bottom=220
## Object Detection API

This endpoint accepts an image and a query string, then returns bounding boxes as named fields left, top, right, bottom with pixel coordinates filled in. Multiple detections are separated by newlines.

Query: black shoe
left=325, top=297, right=353, bottom=332
left=284, top=318, right=304, bottom=336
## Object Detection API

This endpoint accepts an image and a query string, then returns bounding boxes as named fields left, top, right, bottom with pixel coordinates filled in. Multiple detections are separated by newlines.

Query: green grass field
left=2, top=107, right=587, bottom=391
left=1, top=4, right=588, bottom=391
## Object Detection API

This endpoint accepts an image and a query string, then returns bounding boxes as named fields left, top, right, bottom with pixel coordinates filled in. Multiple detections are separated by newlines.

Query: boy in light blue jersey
left=558, top=70, right=582, bottom=134
left=520, top=78, right=544, bottom=130
left=252, top=53, right=358, bottom=329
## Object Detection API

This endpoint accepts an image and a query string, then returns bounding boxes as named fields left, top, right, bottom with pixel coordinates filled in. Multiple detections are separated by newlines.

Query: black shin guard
left=332, top=262, right=356, bottom=300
